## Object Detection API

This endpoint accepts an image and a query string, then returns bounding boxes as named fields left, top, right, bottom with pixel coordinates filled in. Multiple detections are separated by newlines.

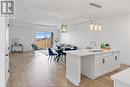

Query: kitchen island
left=65, top=49, right=120, bottom=86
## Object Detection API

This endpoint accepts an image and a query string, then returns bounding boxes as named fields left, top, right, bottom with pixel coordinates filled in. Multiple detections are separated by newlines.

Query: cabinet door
left=113, top=52, right=120, bottom=69
left=95, top=53, right=111, bottom=76
left=102, top=54, right=109, bottom=74
left=95, top=55, right=105, bottom=77
left=107, top=52, right=120, bottom=72
left=104, top=53, right=114, bottom=72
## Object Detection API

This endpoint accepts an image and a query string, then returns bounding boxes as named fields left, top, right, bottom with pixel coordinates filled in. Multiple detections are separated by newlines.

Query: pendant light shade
left=94, top=24, right=98, bottom=31
left=61, top=13, right=67, bottom=33
left=89, top=23, right=94, bottom=31
left=61, top=24, right=67, bottom=33
left=98, top=24, right=102, bottom=31
left=89, top=22, right=102, bottom=31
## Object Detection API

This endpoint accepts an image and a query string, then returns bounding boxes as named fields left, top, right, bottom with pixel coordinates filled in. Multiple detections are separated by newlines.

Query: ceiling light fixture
left=89, top=23, right=102, bottom=31
left=94, top=24, right=98, bottom=31
left=61, top=24, right=67, bottom=33
left=89, top=23, right=94, bottom=31
left=61, top=14, right=67, bottom=33
left=98, top=24, right=102, bottom=31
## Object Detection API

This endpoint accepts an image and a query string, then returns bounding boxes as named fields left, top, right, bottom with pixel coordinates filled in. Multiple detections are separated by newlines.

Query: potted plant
left=100, top=43, right=111, bottom=50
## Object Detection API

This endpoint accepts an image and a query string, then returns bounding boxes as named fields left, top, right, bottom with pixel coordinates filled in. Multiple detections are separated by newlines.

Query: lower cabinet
left=95, top=55, right=105, bottom=77
left=81, top=51, right=120, bottom=79
left=94, top=51, right=120, bottom=79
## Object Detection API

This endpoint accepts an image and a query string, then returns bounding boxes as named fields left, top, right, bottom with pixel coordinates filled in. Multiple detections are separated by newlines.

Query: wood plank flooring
left=7, top=52, right=129, bottom=87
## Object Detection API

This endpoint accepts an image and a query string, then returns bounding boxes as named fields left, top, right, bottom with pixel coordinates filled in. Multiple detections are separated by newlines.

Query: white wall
left=61, top=13, right=130, bottom=65
left=10, top=26, right=60, bottom=52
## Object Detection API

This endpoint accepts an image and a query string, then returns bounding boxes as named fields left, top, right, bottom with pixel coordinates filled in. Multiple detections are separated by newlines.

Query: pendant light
left=61, top=24, right=67, bottom=33
left=89, top=22, right=102, bottom=31
left=61, top=14, right=67, bottom=33
left=94, top=24, right=98, bottom=31
left=98, top=24, right=102, bottom=31
left=89, top=23, right=94, bottom=31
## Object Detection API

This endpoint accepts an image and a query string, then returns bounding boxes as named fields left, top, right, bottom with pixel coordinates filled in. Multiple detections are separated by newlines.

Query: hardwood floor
left=7, top=52, right=129, bottom=87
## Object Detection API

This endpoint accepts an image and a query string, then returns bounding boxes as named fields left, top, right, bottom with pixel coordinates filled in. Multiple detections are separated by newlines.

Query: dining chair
left=55, top=49, right=66, bottom=62
left=31, top=44, right=40, bottom=54
left=48, top=48, right=58, bottom=60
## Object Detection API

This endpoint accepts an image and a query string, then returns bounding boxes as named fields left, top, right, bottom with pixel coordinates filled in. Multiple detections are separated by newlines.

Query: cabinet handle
left=115, top=56, right=117, bottom=60
left=102, top=59, right=105, bottom=64
left=5, top=54, right=9, bottom=56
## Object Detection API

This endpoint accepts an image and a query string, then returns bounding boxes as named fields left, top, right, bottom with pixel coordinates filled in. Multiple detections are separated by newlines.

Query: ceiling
left=15, top=0, right=130, bottom=27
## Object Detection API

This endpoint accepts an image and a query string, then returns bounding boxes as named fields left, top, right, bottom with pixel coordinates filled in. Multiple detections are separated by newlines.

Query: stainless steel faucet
left=89, top=41, right=96, bottom=49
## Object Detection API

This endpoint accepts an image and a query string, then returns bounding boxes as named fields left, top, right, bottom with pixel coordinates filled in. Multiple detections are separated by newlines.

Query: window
left=36, top=32, right=51, bottom=39
left=35, top=32, right=53, bottom=48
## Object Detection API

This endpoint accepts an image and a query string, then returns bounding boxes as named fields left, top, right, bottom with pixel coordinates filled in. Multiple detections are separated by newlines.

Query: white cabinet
left=81, top=51, right=120, bottom=80
left=94, top=52, right=120, bottom=79
left=95, top=54, right=105, bottom=77
left=113, top=52, right=120, bottom=70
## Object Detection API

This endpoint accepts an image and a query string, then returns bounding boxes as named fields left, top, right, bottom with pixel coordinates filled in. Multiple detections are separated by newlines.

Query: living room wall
left=9, top=25, right=60, bottom=52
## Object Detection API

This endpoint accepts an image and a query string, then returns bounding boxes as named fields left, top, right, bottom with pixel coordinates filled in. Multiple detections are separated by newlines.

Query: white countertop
left=64, top=49, right=119, bottom=57
left=111, top=68, right=130, bottom=85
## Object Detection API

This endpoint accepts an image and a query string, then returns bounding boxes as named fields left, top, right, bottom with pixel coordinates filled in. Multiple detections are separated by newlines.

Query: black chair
left=48, top=48, right=58, bottom=60
left=73, top=46, right=78, bottom=50
left=54, top=49, right=66, bottom=62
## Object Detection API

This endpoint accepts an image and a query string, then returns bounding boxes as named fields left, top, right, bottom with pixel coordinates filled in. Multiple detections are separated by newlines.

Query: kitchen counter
left=111, top=68, right=130, bottom=87
left=65, top=49, right=119, bottom=57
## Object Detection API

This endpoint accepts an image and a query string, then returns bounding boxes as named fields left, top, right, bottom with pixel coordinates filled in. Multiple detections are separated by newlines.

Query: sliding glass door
left=35, top=32, right=53, bottom=49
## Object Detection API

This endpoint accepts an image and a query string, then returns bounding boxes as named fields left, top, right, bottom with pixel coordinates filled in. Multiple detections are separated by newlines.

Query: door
left=0, top=17, right=6, bottom=87
left=5, top=20, right=9, bottom=85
